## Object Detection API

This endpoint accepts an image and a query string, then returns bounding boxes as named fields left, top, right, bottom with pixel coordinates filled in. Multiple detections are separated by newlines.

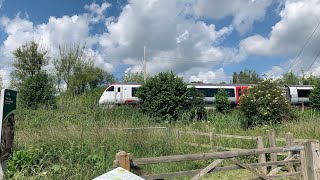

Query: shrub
left=310, top=81, right=320, bottom=110
left=239, top=79, right=295, bottom=129
left=214, top=89, right=231, bottom=114
left=186, top=87, right=207, bottom=120
left=19, top=71, right=56, bottom=109
left=136, top=72, right=205, bottom=121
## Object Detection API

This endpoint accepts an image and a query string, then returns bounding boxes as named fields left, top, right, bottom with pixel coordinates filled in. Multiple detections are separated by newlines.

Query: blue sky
left=1, top=0, right=320, bottom=86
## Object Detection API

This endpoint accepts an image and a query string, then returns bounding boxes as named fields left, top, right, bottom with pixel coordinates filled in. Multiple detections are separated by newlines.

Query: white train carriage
left=98, top=83, right=250, bottom=106
left=285, top=85, right=313, bottom=105
left=98, top=83, right=141, bottom=105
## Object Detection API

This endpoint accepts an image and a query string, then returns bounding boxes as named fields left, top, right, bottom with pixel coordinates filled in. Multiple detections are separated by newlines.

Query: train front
left=99, top=84, right=116, bottom=105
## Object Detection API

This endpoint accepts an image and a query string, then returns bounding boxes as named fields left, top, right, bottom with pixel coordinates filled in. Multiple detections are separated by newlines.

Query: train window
left=118, top=87, right=121, bottom=92
left=297, top=89, right=311, bottom=98
left=106, top=86, right=114, bottom=92
left=225, top=88, right=235, bottom=97
left=196, top=88, right=219, bottom=97
left=132, top=87, right=138, bottom=97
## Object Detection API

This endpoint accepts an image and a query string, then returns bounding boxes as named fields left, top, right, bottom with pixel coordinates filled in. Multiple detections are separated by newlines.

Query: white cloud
left=240, top=0, right=320, bottom=72
left=99, top=0, right=241, bottom=76
left=263, top=66, right=284, bottom=79
left=193, top=0, right=273, bottom=34
left=85, top=1, right=111, bottom=23
left=189, top=68, right=228, bottom=83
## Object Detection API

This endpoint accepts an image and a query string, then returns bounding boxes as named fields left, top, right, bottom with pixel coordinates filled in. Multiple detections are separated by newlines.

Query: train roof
left=285, top=85, right=313, bottom=87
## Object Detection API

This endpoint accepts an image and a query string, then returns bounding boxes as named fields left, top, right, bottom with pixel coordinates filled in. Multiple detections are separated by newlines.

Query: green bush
left=214, top=89, right=231, bottom=114
left=310, top=81, right=320, bottom=110
left=19, top=71, right=56, bottom=109
left=239, top=79, right=295, bottom=129
left=186, top=87, right=207, bottom=120
left=136, top=72, right=205, bottom=121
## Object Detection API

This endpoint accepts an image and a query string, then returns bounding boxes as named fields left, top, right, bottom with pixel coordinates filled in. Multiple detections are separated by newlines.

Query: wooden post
left=257, top=136, right=267, bottom=175
left=302, top=102, right=305, bottom=112
left=115, top=151, right=131, bottom=171
left=209, top=131, right=214, bottom=150
left=286, top=132, right=295, bottom=173
left=166, top=127, right=170, bottom=146
left=268, top=130, right=277, bottom=170
left=305, top=141, right=320, bottom=180
left=300, top=150, right=308, bottom=180
left=177, top=129, right=180, bottom=139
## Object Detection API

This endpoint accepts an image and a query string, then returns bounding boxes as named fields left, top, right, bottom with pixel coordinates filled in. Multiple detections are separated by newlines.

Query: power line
left=286, top=19, right=320, bottom=73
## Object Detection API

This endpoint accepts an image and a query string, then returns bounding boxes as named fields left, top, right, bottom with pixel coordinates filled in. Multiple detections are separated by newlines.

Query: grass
left=7, top=89, right=320, bottom=179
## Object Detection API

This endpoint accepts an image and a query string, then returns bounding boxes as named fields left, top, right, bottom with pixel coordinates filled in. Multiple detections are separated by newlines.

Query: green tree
left=239, top=79, right=295, bottom=129
left=214, top=89, right=231, bottom=114
left=232, top=69, right=261, bottom=84
left=122, top=72, right=146, bottom=83
left=301, top=72, right=320, bottom=85
left=11, top=41, right=48, bottom=89
left=136, top=72, right=205, bottom=121
left=54, top=44, right=114, bottom=95
left=310, top=81, right=320, bottom=110
left=282, top=71, right=300, bottom=85
left=19, top=71, right=56, bottom=109
left=11, top=41, right=56, bottom=109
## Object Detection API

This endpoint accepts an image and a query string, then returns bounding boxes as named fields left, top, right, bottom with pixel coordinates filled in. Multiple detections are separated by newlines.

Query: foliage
left=239, top=79, right=295, bottom=129
left=11, top=41, right=48, bottom=89
left=53, top=44, right=114, bottom=95
left=282, top=71, right=300, bottom=85
left=232, top=69, right=261, bottom=84
left=214, top=89, right=231, bottom=114
left=10, top=41, right=56, bottom=109
left=122, top=72, right=146, bottom=83
left=301, top=73, right=320, bottom=85
left=19, top=72, right=56, bottom=109
left=186, top=87, right=207, bottom=120
left=136, top=72, right=205, bottom=121
left=310, top=81, right=320, bottom=110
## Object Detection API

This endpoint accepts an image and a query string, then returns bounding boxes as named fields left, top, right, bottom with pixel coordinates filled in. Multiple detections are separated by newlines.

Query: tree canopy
left=232, top=69, right=261, bottom=84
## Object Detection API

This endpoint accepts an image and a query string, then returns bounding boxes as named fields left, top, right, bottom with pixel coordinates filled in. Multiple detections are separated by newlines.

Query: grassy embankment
left=8, top=88, right=320, bottom=179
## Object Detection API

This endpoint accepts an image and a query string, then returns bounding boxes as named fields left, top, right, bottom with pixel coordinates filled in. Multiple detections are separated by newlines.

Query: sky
left=1, top=0, right=320, bottom=87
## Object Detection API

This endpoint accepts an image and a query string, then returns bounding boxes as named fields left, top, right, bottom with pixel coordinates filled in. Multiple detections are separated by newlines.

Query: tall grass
left=8, top=89, right=320, bottom=179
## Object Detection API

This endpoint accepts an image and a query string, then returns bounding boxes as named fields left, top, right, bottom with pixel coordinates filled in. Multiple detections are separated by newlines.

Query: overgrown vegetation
left=214, top=89, right=231, bottom=114
left=54, top=44, right=114, bottom=95
left=310, top=81, right=320, bottom=110
left=239, top=79, right=295, bottom=129
left=7, top=89, right=320, bottom=179
left=136, top=72, right=205, bottom=121
left=11, top=41, right=56, bottom=108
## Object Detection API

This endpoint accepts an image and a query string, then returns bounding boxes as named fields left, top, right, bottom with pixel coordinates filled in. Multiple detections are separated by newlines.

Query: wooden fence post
left=166, top=128, right=170, bottom=146
left=305, top=141, right=320, bottom=180
left=257, top=136, right=267, bottom=175
left=286, top=132, right=295, bottom=173
left=209, top=131, right=214, bottom=150
left=300, top=149, right=308, bottom=180
left=115, top=151, right=131, bottom=171
left=268, top=129, right=277, bottom=170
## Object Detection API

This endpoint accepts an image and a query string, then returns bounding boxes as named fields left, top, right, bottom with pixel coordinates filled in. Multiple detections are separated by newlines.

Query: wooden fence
left=114, top=140, right=320, bottom=180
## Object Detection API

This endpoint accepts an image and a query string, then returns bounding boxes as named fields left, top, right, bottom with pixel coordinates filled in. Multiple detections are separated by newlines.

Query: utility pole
left=143, top=46, right=147, bottom=82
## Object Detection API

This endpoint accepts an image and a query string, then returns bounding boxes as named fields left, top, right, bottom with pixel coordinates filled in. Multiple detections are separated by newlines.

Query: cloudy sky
left=1, top=0, right=320, bottom=87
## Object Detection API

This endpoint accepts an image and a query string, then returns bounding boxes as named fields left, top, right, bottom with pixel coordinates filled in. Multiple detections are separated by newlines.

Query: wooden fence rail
left=114, top=141, right=320, bottom=180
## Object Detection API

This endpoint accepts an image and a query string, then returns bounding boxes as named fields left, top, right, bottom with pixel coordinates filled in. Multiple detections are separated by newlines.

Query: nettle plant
left=239, top=79, right=295, bottom=129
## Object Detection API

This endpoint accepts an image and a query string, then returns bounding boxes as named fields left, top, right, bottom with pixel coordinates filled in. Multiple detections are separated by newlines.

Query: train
left=98, top=83, right=313, bottom=106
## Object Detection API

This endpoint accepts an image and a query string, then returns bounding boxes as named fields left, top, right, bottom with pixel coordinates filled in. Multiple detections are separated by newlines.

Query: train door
left=115, top=85, right=123, bottom=104
left=236, top=86, right=248, bottom=104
